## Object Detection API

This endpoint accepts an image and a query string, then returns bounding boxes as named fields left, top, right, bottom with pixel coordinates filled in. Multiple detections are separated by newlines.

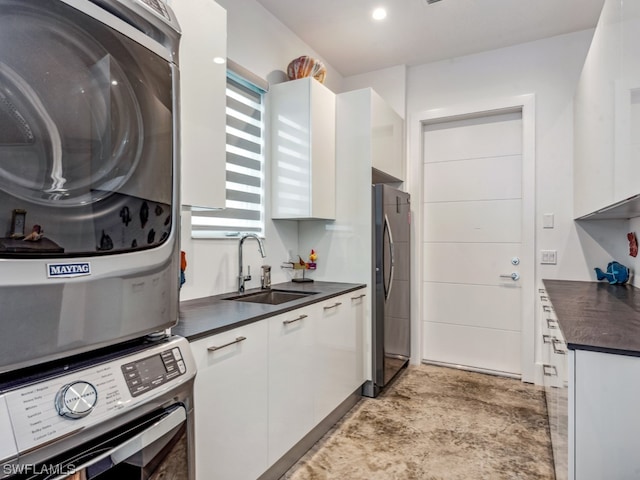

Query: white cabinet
left=267, top=307, right=316, bottom=465
left=190, top=287, right=366, bottom=478
left=542, top=289, right=640, bottom=480
left=190, top=321, right=268, bottom=480
left=314, top=292, right=366, bottom=422
left=267, top=290, right=365, bottom=465
left=270, top=77, right=336, bottom=220
left=336, top=88, right=404, bottom=183
left=574, top=0, right=640, bottom=218
left=169, top=0, right=227, bottom=209
left=574, top=350, right=640, bottom=480
left=371, top=90, right=404, bottom=181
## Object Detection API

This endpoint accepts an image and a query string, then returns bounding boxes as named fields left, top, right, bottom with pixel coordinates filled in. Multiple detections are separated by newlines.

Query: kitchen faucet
left=238, top=233, right=266, bottom=293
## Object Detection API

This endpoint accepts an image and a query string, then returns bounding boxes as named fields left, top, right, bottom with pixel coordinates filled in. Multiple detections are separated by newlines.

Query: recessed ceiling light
left=372, top=7, right=387, bottom=20
left=213, top=57, right=226, bottom=64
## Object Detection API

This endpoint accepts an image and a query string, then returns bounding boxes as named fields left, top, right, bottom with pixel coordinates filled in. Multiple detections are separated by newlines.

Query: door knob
left=499, top=272, right=520, bottom=281
left=511, top=257, right=520, bottom=265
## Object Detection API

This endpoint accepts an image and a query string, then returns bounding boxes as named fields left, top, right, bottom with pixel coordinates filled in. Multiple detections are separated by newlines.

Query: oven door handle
left=53, top=406, right=186, bottom=479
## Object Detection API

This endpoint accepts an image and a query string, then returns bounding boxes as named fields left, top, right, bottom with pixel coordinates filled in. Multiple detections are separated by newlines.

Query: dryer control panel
left=1, top=336, right=195, bottom=455
left=122, top=346, right=186, bottom=397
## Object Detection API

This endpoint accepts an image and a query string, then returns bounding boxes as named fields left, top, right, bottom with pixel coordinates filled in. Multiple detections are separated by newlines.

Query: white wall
left=403, top=29, right=629, bottom=378
left=341, top=65, right=407, bottom=118
left=179, top=0, right=344, bottom=301
left=216, top=0, right=343, bottom=93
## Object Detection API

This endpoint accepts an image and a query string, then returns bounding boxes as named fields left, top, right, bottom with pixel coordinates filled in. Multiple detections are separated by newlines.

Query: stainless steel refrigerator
left=363, top=184, right=411, bottom=397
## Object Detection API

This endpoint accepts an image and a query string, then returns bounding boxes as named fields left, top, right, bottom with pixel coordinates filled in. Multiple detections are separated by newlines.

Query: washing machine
left=0, top=0, right=182, bottom=373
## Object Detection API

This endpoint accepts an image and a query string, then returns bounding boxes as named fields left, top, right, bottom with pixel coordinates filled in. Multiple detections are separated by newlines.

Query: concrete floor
left=282, top=364, right=554, bottom=480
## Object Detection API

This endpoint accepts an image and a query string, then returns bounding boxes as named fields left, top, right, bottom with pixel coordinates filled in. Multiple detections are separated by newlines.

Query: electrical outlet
left=540, top=250, right=557, bottom=265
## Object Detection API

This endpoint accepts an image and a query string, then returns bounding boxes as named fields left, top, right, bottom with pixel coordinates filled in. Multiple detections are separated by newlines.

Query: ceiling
left=254, top=0, right=605, bottom=77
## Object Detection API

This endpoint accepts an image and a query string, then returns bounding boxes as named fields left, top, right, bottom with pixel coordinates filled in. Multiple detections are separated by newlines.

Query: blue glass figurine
left=594, top=261, right=629, bottom=284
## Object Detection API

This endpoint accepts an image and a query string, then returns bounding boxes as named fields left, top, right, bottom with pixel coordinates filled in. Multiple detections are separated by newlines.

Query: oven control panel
left=121, top=347, right=186, bottom=397
left=1, top=337, right=195, bottom=455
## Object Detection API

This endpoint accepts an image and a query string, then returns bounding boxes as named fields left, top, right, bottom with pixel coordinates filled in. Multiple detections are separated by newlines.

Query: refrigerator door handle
left=383, top=214, right=395, bottom=301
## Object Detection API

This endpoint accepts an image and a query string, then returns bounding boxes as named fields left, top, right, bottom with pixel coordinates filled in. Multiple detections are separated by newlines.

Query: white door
left=422, top=110, right=524, bottom=376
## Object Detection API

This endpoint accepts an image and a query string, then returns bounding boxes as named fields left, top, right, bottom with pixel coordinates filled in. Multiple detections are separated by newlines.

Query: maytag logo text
left=47, top=262, right=91, bottom=278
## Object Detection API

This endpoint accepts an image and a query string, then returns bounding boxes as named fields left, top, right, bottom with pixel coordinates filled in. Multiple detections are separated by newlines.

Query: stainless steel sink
left=225, top=289, right=316, bottom=305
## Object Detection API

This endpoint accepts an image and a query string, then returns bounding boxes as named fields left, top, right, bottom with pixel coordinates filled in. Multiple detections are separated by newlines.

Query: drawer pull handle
left=283, top=314, right=308, bottom=325
left=542, top=305, right=551, bottom=312
left=546, top=318, right=558, bottom=329
left=552, top=339, right=567, bottom=355
left=540, top=295, right=549, bottom=301
left=543, top=334, right=552, bottom=344
left=538, top=288, right=546, bottom=294
left=208, top=336, right=247, bottom=352
left=543, top=364, right=558, bottom=377
left=351, top=294, right=366, bottom=300
left=324, top=302, right=342, bottom=310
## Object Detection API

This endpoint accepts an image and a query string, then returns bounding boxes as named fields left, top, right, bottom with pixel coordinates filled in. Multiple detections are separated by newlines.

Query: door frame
left=408, top=94, right=536, bottom=383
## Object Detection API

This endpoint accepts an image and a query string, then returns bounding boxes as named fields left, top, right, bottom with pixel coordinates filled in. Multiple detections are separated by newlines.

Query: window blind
left=191, top=73, right=265, bottom=238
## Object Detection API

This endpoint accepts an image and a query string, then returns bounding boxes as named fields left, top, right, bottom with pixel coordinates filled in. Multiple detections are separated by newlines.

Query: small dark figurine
left=98, top=230, right=114, bottom=251
left=23, top=224, right=43, bottom=242
left=140, top=201, right=149, bottom=229
left=595, top=261, right=630, bottom=284
left=120, top=206, right=132, bottom=227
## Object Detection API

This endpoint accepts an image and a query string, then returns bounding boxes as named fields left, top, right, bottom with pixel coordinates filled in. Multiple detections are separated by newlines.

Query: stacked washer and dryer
left=0, top=1, right=196, bottom=478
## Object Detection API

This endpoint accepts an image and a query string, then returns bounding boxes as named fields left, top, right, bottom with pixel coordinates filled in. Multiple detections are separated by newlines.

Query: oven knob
left=55, top=381, right=98, bottom=419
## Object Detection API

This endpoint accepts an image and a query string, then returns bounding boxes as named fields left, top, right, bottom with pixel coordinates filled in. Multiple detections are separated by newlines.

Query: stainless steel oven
left=0, top=336, right=195, bottom=480
left=0, top=0, right=182, bottom=374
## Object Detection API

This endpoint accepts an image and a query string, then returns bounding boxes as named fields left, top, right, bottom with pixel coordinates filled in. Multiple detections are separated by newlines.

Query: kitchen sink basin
left=225, top=289, right=316, bottom=305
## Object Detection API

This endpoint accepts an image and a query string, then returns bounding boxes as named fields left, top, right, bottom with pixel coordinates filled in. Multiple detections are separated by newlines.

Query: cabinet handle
left=546, top=318, right=558, bottom=329
left=323, top=302, right=342, bottom=310
left=283, top=314, right=307, bottom=325
left=543, top=334, right=552, bottom=344
left=351, top=294, right=366, bottom=300
left=542, top=305, right=551, bottom=312
left=540, top=295, right=549, bottom=301
left=543, top=364, right=558, bottom=377
left=538, top=288, right=546, bottom=294
left=552, top=339, right=567, bottom=355
left=207, top=336, right=247, bottom=352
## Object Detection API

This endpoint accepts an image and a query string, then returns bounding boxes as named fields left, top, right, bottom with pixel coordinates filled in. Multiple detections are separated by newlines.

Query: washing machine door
left=0, top=0, right=175, bottom=256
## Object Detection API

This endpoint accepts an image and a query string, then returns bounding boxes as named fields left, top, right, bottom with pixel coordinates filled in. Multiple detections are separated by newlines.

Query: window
left=191, top=69, right=266, bottom=238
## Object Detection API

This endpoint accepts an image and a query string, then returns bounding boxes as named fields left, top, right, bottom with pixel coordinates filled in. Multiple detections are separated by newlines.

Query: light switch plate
left=541, top=250, right=557, bottom=264
left=543, top=213, right=554, bottom=229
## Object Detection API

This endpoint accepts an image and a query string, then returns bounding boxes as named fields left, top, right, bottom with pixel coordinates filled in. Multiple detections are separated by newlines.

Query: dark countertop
left=543, top=279, right=640, bottom=356
left=174, top=281, right=366, bottom=342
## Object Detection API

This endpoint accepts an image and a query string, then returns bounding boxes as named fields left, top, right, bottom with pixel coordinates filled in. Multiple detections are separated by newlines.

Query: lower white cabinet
left=268, top=307, right=316, bottom=464
left=191, top=287, right=366, bottom=480
left=541, top=288, right=640, bottom=480
left=191, top=321, right=269, bottom=480
left=314, top=292, right=366, bottom=423
left=574, top=350, right=640, bottom=480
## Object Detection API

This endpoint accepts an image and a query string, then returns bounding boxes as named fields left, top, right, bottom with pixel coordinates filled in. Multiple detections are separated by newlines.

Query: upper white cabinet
left=270, top=77, right=336, bottom=220
left=574, top=0, right=640, bottom=218
left=335, top=88, right=404, bottom=183
left=169, top=0, right=227, bottom=209
left=371, top=90, right=405, bottom=181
